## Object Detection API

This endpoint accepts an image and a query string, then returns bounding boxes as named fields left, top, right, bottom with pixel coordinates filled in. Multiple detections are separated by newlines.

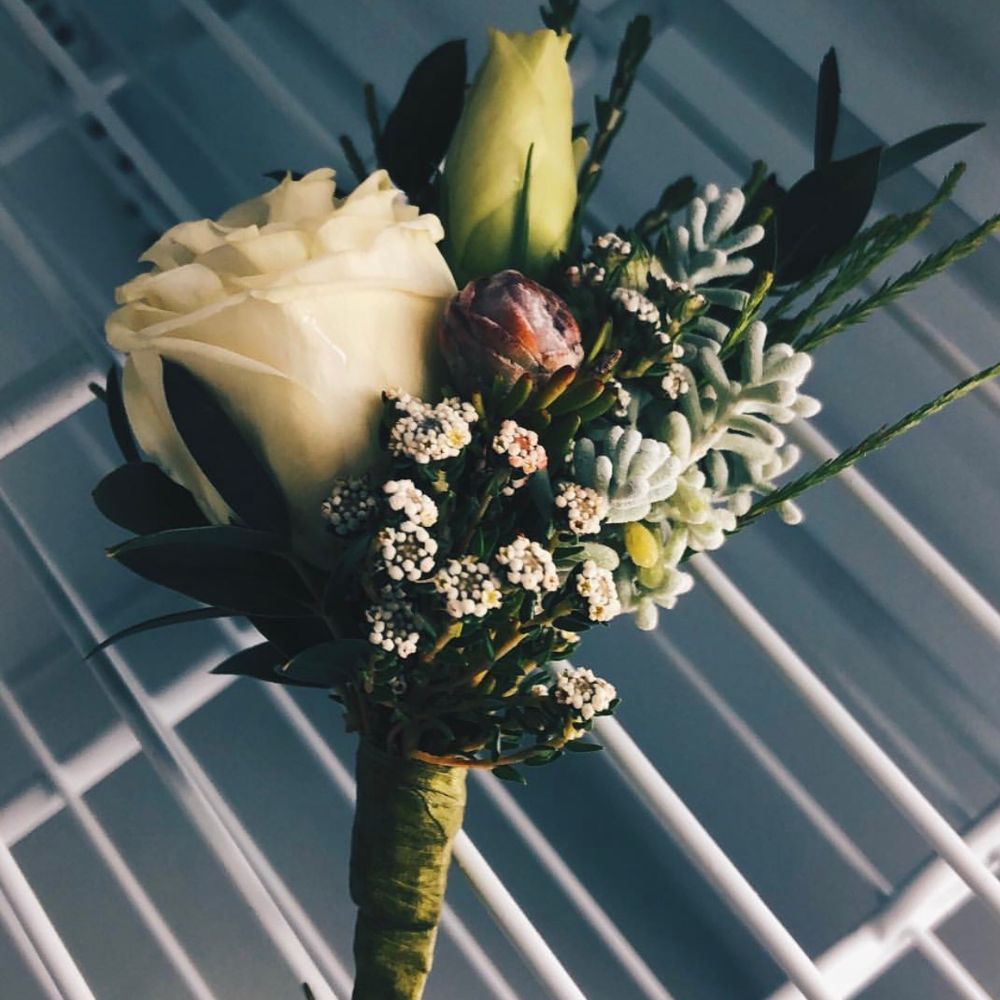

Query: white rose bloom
left=106, top=168, right=456, bottom=557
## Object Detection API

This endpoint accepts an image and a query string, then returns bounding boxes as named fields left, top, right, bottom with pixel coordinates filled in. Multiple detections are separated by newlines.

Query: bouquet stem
left=350, top=741, right=468, bottom=1000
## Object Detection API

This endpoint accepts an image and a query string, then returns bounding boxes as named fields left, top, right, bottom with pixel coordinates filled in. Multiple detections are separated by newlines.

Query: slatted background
left=2, top=1, right=1000, bottom=998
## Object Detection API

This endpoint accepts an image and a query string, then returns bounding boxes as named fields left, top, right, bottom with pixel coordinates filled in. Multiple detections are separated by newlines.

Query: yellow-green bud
left=444, top=29, right=577, bottom=284
left=625, top=522, right=660, bottom=568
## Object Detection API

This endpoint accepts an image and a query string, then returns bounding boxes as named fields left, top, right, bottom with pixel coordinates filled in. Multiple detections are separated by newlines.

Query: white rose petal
left=107, top=168, right=456, bottom=558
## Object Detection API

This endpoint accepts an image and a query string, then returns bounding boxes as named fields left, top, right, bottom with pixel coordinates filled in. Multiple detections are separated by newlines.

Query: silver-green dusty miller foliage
left=571, top=185, right=821, bottom=632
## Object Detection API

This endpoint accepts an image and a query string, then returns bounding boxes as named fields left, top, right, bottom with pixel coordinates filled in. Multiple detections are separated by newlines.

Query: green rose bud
left=444, top=29, right=577, bottom=285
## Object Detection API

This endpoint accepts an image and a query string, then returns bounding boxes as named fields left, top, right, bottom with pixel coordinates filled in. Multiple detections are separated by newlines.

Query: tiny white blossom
left=593, top=232, right=632, bottom=256
left=576, top=559, right=621, bottom=622
left=581, top=261, right=605, bottom=285
left=610, top=378, right=632, bottom=419
left=554, top=664, right=617, bottom=729
left=496, top=536, right=559, bottom=593
left=321, top=476, right=376, bottom=535
left=529, top=683, right=550, bottom=698
left=388, top=393, right=477, bottom=463
left=661, top=363, right=691, bottom=400
left=492, top=420, right=548, bottom=475
left=433, top=556, right=503, bottom=619
left=611, top=287, right=659, bottom=326
left=554, top=482, right=608, bottom=536
left=383, top=479, right=438, bottom=527
left=378, top=521, right=437, bottom=582
left=366, top=589, right=420, bottom=659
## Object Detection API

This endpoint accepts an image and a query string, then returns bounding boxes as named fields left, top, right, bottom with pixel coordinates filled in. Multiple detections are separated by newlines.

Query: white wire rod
left=172, top=0, right=344, bottom=161
left=0, top=69, right=127, bottom=168
left=0, top=0, right=197, bottom=221
left=642, top=628, right=890, bottom=892
left=0, top=658, right=236, bottom=848
left=472, top=772, right=677, bottom=1000
left=452, top=834, right=588, bottom=1000
left=594, top=716, right=837, bottom=1000
left=640, top=629, right=1000, bottom=997
left=261, top=680, right=560, bottom=1000
left=0, top=681, right=219, bottom=1000
left=768, top=800, right=1000, bottom=1000
left=789, top=416, right=1000, bottom=652
left=0, top=493, right=345, bottom=1000
left=692, top=555, right=1000, bottom=919
left=0, top=349, right=100, bottom=461
left=913, top=931, right=994, bottom=1000
left=0, top=839, right=95, bottom=1000
left=817, top=657, right=976, bottom=824
left=0, top=884, right=66, bottom=1000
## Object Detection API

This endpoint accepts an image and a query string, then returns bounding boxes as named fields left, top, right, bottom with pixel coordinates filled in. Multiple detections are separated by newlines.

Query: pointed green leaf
left=493, top=764, right=527, bottom=785
left=510, top=143, right=535, bottom=273
left=109, top=525, right=290, bottom=560
left=879, top=122, right=984, bottom=181
left=813, top=48, right=840, bottom=168
left=278, top=639, right=370, bottom=688
left=564, top=740, right=604, bottom=753
left=110, top=531, right=313, bottom=617
left=775, top=146, right=882, bottom=284
left=161, top=360, right=289, bottom=534
left=93, top=463, right=207, bottom=535
left=87, top=606, right=234, bottom=657
left=248, top=616, right=333, bottom=659
left=376, top=40, right=467, bottom=204
left=211, top=642, right=328, bottom=688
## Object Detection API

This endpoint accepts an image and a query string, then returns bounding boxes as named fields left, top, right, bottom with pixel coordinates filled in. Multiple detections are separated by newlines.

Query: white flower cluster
left=321, top=476, right=376, bottom=535
left=493, top=420, right=548, bottom=475
left=388, top=393, right=477, bottom=464
left=565, top=262, right=607, bottom=287
left=366, top=589, right=420, bottom=659
left=554, top=665, right=617, bottom=724
left=661, top=363, right=692, bottom=400
left=496, top=536, right=559, bottom=593
left=378, top=523, right=437, bottom=582
left=383, top=479, right=438, bottom=527
left=554, top=482, right=607, bottom=535
left=593, top=232, right=632, bottom=256
left=610, top=378, right=632, bottom=419
left=576, top=560, right=621, bottom=622
left=434, top=556, right=502, bottom=619
left=611, top=287, right=660, bottom=326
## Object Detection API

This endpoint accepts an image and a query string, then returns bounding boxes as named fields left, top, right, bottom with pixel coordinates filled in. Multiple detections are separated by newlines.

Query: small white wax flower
left=576, top=560, right=621, bottom=622
left=554, top=482, right=608, bottom=536
left=496, top=536, right=559, bottom=593
left=383, top=479, right=438, bottom=527
left=492, top=420, right=548, bottom=475
left=433, top=556, right=503, bottom=619
left=388, top=394, right=478, bottom=463
left=378, top=522, right=437, bottom=582
left=321, top=475, right=376, bottom=535
left=366, top=588, right=420, bottom=659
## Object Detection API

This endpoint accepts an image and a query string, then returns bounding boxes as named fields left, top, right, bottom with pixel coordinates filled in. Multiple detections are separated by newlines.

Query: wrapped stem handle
left=350, top=741, right=468, bottom=1000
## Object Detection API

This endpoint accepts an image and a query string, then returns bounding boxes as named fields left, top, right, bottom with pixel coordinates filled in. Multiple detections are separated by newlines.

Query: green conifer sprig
left=736, top=358, right=1000, bottom=529
left=573, top=16, right=653, bottom=240
left=768, top=164, right=966, bottom=340
left=796, top=209, right=1000, bottom=351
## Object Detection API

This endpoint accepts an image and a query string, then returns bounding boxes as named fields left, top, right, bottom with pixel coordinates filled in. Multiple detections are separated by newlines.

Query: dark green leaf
left=879, top=122, right=984, bottom=180
left=161, top=360, right=289, bottom=534
left=104, top=365, right=140, bottom=463
left=564, top=740, right=604, bottom=753
left=211, top=642, right=328, bottom=688
left=278, top=638, right=370, bottom=688
left=263, top=169, right=304, bottom=181
left=109, top=525, right=290, bottom=560
left=774, top=146, right=882, bottom=285
left=376, top=40, right=467, bottom=202
left=493, top=764, right=527, bottom=785
left=88, top=606, right=234, bottom=657
left=523, top=748, right=561, bottom=766
left=813, top=48, right=840, bottom=168
left=93, top=463, right=207, bottom=535
left=110, top=532, right=312, bottom=617
left=248, top=615, right=333, bottom=658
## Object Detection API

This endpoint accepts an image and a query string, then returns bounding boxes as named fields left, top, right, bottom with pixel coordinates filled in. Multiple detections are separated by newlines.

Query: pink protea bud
left=438, top=270, right=584, bottom=393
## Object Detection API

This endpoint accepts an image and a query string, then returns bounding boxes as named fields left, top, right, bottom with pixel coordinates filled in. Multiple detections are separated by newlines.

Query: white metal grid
left=2, top=1, right=1000, bottom=997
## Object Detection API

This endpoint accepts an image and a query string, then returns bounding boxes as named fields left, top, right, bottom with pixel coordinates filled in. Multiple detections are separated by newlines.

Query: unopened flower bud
left=438, top=270, right=583, bottom=393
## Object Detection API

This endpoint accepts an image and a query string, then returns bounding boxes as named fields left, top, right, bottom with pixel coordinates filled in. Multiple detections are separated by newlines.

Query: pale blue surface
left=1, top=2, right=1000, bottom=998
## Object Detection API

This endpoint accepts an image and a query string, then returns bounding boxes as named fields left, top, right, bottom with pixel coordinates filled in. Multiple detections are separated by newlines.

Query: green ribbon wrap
left=350, top=742, right=468, bottom=1000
